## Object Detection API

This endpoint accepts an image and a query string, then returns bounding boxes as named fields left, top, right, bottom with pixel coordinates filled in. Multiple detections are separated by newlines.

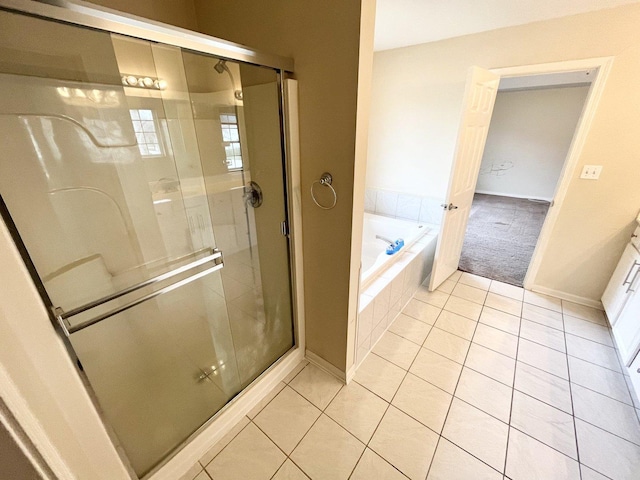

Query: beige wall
left=0, top=220, right=131, bottom=479
left=88, top=0, right=198, bottom=30
left=193, top=0, right=367, bottom=371
left=477, top=86, right=590, bottom=201
left=368, top=4, right=640, bottom=303
left=0, top=419, right=42, bottom=479
left=43, top=0, right=368, bottom=374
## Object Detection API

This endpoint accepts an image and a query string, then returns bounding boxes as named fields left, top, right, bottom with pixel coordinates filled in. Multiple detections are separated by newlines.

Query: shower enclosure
left=0, top=3, right=296, bottom=477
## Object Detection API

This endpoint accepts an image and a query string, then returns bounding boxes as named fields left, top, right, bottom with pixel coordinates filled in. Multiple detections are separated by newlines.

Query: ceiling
left=374, top=0, right=640, bottom=51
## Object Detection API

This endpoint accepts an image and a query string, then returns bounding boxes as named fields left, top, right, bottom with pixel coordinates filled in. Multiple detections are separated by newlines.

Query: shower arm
left=214, top=60, right=243, bottom=101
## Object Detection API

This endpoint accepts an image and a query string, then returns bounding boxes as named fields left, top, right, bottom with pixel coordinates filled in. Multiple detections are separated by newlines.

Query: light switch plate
left=580, top=165, right=602, bottom=180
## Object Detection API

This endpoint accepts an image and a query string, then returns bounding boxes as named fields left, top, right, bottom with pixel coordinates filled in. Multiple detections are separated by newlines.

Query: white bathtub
left=361, top=213, right=434, bottom=285
left=355, top=213, right=440, bottom=367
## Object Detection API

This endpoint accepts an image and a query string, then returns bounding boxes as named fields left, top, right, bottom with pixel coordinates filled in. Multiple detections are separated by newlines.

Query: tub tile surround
left=180, top=271, right=640, bottom=480
left=365, top=187, right=444, bottom=225
left=356, top=232, right=437, bottom=368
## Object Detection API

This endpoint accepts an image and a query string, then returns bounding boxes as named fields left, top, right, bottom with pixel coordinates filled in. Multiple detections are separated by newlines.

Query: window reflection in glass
left=130, top=108, right=163, bottom=156
left=220, top=112, right=242, bottom=170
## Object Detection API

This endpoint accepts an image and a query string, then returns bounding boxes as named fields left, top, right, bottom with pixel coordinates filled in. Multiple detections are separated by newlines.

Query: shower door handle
left=54, top=249, right=224, bottom=336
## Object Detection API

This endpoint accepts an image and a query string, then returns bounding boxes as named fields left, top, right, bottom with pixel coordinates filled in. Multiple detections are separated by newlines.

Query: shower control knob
left=244, top=181, right=263, bottom=208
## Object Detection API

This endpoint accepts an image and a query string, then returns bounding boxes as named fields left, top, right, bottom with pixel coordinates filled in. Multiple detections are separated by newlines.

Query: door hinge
left=440, top=203, right=458, bottom=211
left=280, top=220, right=289, bottom=237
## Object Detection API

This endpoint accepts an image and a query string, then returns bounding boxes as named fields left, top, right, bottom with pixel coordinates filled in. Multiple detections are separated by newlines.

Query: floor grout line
left=261, top=366, right=360, bottom=479
left=369, top=278, right=459, bottom=479
left=461, top=362, right=514, bottom=389
left=508, top=423, right=581, bottom=463
left=425, top=296, right=487, bottom=479
left=503, top=360, right=635, bottom=410
left=563, top=310, right=584, bottom=480
left=564, top=352, right=624, bottom=375
left=202, top=468, right=214, bottom=480
left=198, top=416, right=252, bottom=470
left=501, top=296, right=523, bottom=476
left=197, top=271, right=640, bottom=480
left=349, top=329, right=424, bottom=480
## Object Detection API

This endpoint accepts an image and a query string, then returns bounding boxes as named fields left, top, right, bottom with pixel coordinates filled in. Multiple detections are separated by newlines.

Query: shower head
left=214, top=60, right=226, bottom=74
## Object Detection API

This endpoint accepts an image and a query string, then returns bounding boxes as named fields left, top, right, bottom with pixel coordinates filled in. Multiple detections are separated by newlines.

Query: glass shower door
left=181, top=50, right=294, bottom=388
left=0, top=10, right=293, bottom=478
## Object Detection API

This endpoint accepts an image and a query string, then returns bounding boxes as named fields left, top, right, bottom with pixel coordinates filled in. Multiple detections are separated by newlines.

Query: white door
left=429, top=67, right=500, bottom=290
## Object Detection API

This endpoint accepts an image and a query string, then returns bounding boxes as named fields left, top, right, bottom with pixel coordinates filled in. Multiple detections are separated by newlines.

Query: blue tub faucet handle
left=385, top=238, right=405, bottom=255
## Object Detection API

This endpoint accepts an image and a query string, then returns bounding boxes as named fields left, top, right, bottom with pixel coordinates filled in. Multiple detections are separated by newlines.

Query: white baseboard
left=529, top=284, right=603, bottom=310
left=345, top=364, right=358, bottom=384
left=305, top=350, right=347, bottom=383
left=474, top=190, right=553, bottom=202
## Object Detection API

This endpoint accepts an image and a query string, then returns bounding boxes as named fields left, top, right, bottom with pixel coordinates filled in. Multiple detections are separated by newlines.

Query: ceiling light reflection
left=121, top=75, right=167, bottom=90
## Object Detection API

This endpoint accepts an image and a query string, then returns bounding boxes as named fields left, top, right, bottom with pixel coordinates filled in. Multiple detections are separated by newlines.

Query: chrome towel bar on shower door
left=53, top=249, right=224, bottom=336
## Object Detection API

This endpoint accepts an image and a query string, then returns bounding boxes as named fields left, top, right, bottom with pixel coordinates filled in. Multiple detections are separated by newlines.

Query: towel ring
left=311, top=172, right=337, bottom=210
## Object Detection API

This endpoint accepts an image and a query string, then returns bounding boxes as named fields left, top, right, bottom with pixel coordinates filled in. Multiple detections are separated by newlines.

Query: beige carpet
left=458, top=193, right=550, bottom=287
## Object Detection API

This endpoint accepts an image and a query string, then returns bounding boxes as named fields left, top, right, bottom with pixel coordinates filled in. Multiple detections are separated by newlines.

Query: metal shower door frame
left=0, top=1, right=300, bottom=478
left=0, top=0, right=294, bottom=72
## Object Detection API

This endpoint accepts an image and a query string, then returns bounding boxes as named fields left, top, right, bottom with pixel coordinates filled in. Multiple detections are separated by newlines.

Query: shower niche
left=0, top=8, right=294, bottom=477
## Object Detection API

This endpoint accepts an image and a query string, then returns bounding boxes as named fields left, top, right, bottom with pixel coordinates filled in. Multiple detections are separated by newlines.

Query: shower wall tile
left=375, top=191, right=399, bottom=216
left=396, top=194, right=422, bottom=221
left=364, top=188, right=377, bottom=213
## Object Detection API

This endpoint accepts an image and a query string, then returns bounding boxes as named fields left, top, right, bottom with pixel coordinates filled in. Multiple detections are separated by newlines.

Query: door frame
left=476, top=57, right=614, bottom=293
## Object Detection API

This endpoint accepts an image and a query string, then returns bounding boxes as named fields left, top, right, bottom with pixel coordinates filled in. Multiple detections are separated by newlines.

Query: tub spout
left=376, top=235, right=394, bottom=245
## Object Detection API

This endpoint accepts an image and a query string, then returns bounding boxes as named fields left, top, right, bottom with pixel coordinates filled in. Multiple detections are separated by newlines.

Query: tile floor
left=183, top=271, right=640, bottom=480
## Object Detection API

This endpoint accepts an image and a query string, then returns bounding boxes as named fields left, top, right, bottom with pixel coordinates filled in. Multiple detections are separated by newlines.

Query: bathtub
left=361, top=212, right=430, bottom=286
left=354, top=213, right=440, bottom=368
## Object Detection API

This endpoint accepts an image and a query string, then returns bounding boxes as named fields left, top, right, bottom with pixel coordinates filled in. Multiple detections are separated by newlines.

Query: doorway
left=458, top=79, right=592, bottom=286
left=429, top=58, right=613, bottom=291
